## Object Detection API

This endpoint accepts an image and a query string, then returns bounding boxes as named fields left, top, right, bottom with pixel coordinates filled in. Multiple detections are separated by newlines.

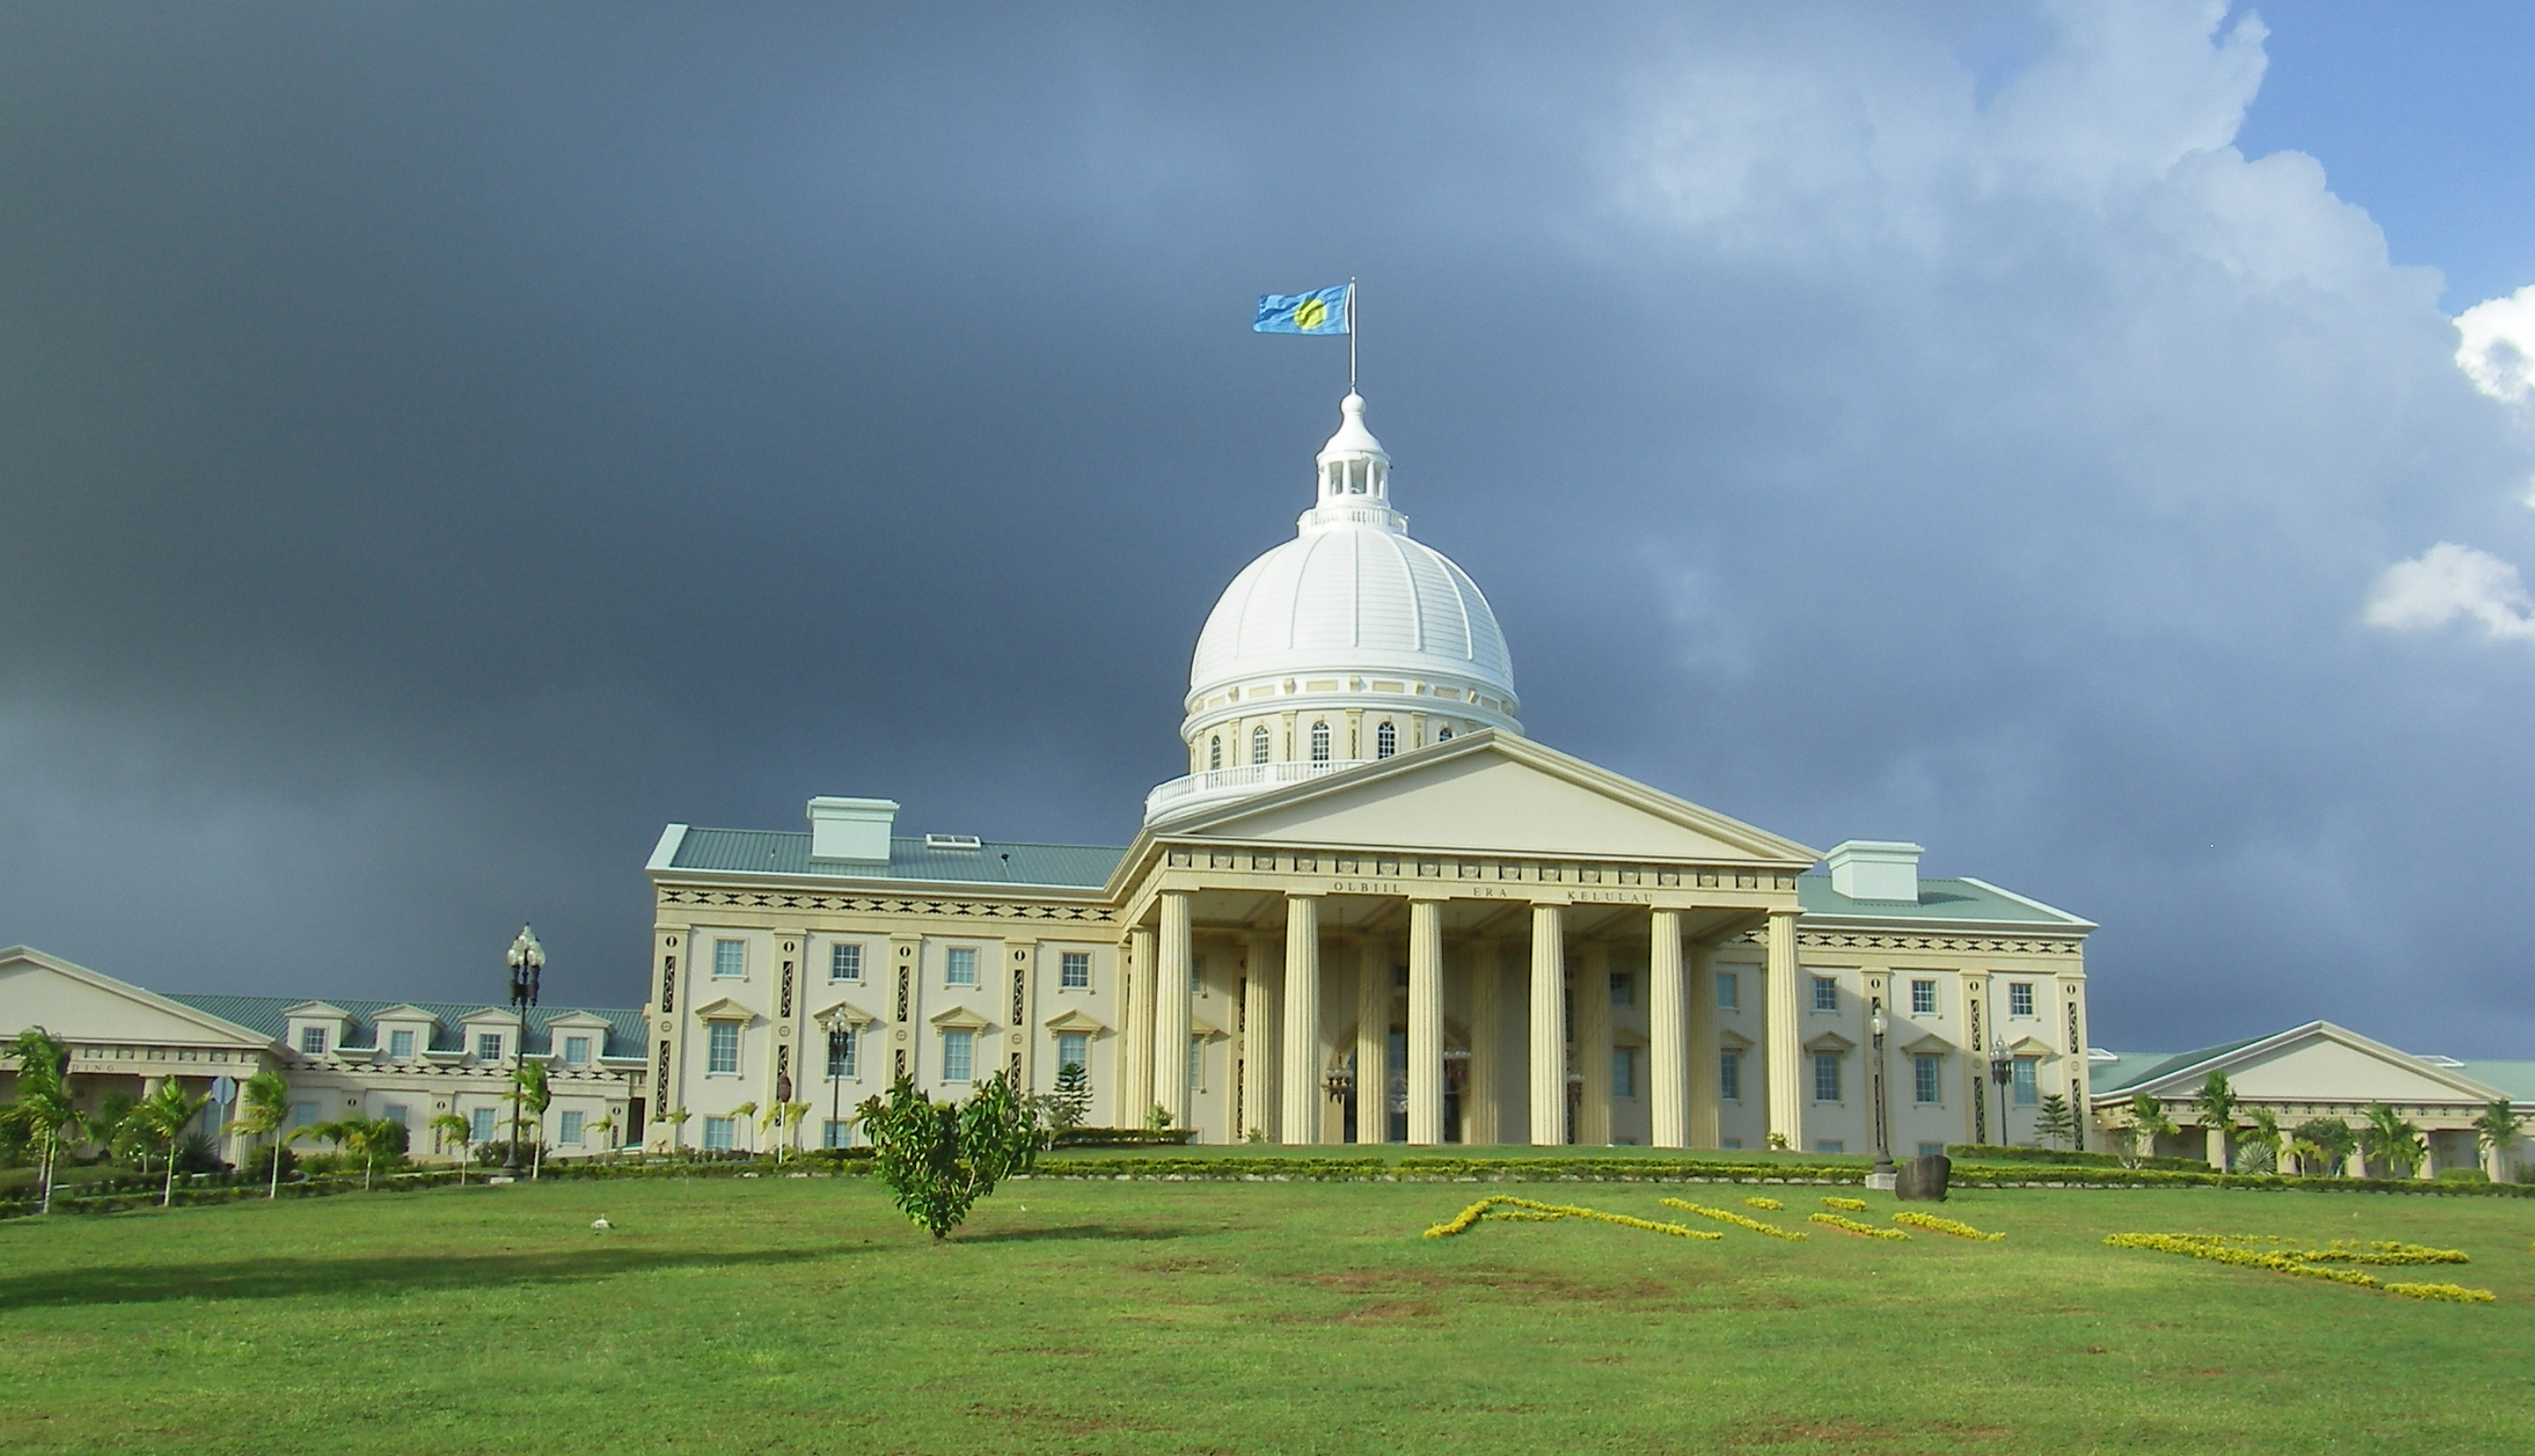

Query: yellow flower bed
left=1821, top=1197, right=1868, bottom=1212
left=1891, top=1211, right=2004, bottom=1241
left=1423, top=1196, right=1721, bottom=1241
left=1810, top=1212, right=1910, bottom=1240
left=2105, top=1233, right=2492, bottom=1302
left=1743, top=1197, right=1783, bottom=1211
left=1660, top=1197, right=1808, bottom=1239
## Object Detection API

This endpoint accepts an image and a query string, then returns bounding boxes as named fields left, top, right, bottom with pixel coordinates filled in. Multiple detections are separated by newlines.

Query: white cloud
left=2456, top=283, right=2535, bottom=405
left=2364, top=542, right=2535, bottom=640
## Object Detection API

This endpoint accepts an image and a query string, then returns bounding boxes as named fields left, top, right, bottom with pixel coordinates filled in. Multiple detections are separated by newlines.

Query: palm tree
left=2122, top=1092, right=2176, bottom=1168
left=513, top=1060, right=552, bottom=1180
left=2470, top=1101, right=2526, bottom=1183
left=2238, top=1106, right=2283, bottom=1174
left=227, top=1068, right=293, bottom=1198
left=430, top=1111, right=472, bottom=1186
left=306, top=1115, right=403, bottom=1191
left=730, top=1100, right=758, bottom=1157
left=0, top=1027, right=84, bottom=1214
left=2291, top=1117, right=2356, bottom=1179
left=663, top=1106, right=692, bottom=1162
left=2190, top=1073, right=2240, bottom=1171
left=585, top=1112, right=616, bottom=1165
left=129, top=1080, right=214, bottom=1208
left=2359, top=1103, right=2427, bottom=1179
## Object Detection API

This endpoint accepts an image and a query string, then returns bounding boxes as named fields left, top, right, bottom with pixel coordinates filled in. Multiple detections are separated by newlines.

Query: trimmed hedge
left=1050, top=1127, right=1199, bottom=1148
left=1948, top=1144, right=2212, bottom=1173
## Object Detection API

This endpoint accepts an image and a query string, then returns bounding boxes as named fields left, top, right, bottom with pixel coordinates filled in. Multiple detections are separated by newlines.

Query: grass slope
left=3, top=1176, right=2530, bottom=1454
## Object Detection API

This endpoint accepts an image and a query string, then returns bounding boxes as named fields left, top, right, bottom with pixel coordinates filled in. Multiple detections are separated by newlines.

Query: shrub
left=2437, top=1167, right=2491, bottom=1184
left=857, top=1070, right=1045, bottom=1240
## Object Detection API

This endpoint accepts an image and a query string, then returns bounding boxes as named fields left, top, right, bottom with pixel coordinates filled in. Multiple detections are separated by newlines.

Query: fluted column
left=1355, top=936, right=1390, bottom=1143
left=1764, top=908, right=1803, bottom=1153
left=1280, top=895, right=1322, bottom=1144
left=1242, top=930, right=1275, bottom=1142
left=1686, top=941, right=1721, bottom=1150
left=1469, top=937, right=1500, bottom=1145
left=1575, top=941, right=1612, bottom=1146
left=1647, top=909, right=1686, bottom=1149
left=1120, top=927, right=1153, bottom=1126
left=1154, top=892, right=1193, bottom=1129
left=1407, top=898, right=1445, bottom=1146
left=1529, top=903, right=1566, bottom=1146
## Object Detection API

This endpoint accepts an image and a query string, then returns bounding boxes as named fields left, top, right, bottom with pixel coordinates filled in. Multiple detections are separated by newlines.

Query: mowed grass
left=4, top=1175, right=2533, bottom=1455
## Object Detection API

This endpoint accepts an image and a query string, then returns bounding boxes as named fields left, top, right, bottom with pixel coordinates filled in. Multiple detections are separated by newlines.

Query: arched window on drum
left=1251, top=724, right=1270, bottom=764
left=1375, top=721, right=1397, bottom=759
left=1209, top=736, right=1222, bottom=771
left=1309, top=721, right=1331, bottom=764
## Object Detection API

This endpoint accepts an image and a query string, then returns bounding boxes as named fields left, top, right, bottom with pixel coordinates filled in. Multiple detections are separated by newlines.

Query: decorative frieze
left=655, top=887, right=1113, bottom=923
left=1798, top=931, right=2082, bottom=956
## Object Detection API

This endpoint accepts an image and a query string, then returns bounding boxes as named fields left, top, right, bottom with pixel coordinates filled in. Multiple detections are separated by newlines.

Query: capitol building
left=643, top=393, right=2098, bottom=1156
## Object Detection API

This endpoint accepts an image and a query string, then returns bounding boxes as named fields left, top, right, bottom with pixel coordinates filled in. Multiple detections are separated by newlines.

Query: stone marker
left=1894, top=1153, right=1951, bottom=1202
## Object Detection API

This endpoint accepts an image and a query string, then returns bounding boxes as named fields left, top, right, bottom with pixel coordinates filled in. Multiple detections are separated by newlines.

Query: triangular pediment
left=0, top=946, right=276, bottom=1052
left=1803, top=1031, right=1857, bottom=1053
left=2128, top=1023, right=2508, bottom=1106
left=1163, top=732, right=1818, bottom=865
left=1043, top=1009, right=1108, bottom=1034
left=372, top=1004, right=441, bottom=1026
left=281, top=1000, right=349, bottom=1019
left=457, top=1006, right=521, bottom=1025
left=815, top=999, right=880, bottom=1027
left=1900, top=1032, right=1954, bottom=1056
left=689, top=997, right=754, bottom=1022
left=928, top=1005, right=994, bottom=1032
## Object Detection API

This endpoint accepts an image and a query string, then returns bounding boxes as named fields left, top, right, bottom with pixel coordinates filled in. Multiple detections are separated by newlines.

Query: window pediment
left=928, top=1006, right=994, bottom=1032
left=1802, top=1031, right=1856, bottom=1054
left=1043, top=1009, right=1108, bottom=1034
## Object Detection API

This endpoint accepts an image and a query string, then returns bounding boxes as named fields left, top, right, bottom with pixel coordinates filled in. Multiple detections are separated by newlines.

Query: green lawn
left=4, top=1173, right=2531, bottom=1454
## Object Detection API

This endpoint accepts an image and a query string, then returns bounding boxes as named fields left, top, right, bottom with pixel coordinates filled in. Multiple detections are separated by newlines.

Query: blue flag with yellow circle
left=1254, top=285, right=1351, bottom=335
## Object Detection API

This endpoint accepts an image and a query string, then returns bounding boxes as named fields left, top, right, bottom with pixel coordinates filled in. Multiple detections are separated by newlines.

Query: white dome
left=1190, top=528, right=1516, bottom=695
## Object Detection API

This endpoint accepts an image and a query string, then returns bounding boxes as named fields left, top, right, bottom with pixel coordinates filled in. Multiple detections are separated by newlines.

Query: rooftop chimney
left=807, top=796, right=897, bottom=862
left=1825, top=840, right=1923, bottom=903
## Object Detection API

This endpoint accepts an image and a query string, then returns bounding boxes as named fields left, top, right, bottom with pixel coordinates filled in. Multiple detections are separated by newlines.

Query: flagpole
left=1347, top=277, right=1358, bottom=393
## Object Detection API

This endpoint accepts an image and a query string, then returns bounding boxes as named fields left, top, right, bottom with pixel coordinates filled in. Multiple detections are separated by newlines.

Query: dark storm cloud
left=4, top=4, right=2531, bottom=1054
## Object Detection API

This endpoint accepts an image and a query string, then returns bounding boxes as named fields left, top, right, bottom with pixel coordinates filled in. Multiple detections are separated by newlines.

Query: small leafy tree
left=512, top=1060, right=553, bottom=1180
left=2291, top=1117, right=2356, bottom=1178
left=2237, top=1106, right=2283, bottom=1174
left=2359, top=1103, right=2426, bottom=1179
left=129, top=1080, right=213, bottom=1208
left=2034, top=1093, right=2076, bottom=1149
left=228, top=1069, right=293, bottom=1198
left=430, top=1112, right=472, bottom=1186
left=857, top=1070, right=1047, bottom=1241
left=1144, top=1102, right=1172, bottom=1134
left=2190, top=1073, right=2240, bottom=1170
left=2120, top=1093, right=2176, bottom=1169
left=0, top=1028, right=85, bottom=1214
left=2471, top=1101, right=2526, bottom=1182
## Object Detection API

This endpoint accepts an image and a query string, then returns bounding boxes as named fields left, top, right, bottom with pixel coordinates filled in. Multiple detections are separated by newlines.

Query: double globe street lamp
left=502, top=925, right=544, bottom=1178
left=1868, top=1002, right=1895, bottom=1183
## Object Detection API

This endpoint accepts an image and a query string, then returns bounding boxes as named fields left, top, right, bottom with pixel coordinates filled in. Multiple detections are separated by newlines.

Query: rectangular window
left=714, top=939, right=745, bottom=979
left=1612, top=1046, right=1638, bottom=1099
left=1812, top=1050, right=1842, bottom=1103
left=1811, top=976, right=1838, bottom=1012
left=1815, top=1140, right=1846, bottom=1155
left=826, top=1027, right=857, bottom=1080
left=388, top=1028, right=415, bottom=1060
left=1609, top=972, right=1634, bottom=1007
left=1911, top=980, right=1937, bottom=1016
left=559, top=1111, right=585, bottom=1145
left=469, top=1106, right=494, bottom=1142
left=708, top=1022, right=740, bottom=1075
left=563, top=1035, right=591, bottom=1067
left=1056, top=1031, right=1088, bottom=1074
left=703, top=1116, right=734, bottom=1150
left=299, top=1026, right=328, bottom=1056
left=1717, top=972, right=1739, bottom=1011
left=1188, top=1035, right=1203, bottom=1094
left=1913, top=1053, right=1942, bottom=1105
left=1721, top=1137, right=1743, bottom=1150
left=2012, top=1056, right=2039, bottom=1106
left=829, top=943, right=862, bottom=982
left=946, top=947, right=978, bottom=987
left=381, top=1104, right=408, bottom=1128
left=476, top=1033, right=503, bottom=1062
left=1719, top=1050, right=1742, bottom=1103
left=942, top=1028, right=974, bottom=1082
left=822, top=1119, right=853, bottom=1150
left=1917, top=1141, right=1946, bottom=1158
left=1060, top=951, right=1090, bottom=989
left=2009, top=981, right=2035, bottom=1018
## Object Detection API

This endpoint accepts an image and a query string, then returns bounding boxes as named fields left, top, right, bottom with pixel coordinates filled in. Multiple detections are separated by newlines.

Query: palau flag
left=1254, top=284, right=1352, bottom=335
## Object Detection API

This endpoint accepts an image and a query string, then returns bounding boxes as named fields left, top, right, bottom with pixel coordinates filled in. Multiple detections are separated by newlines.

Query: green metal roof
left=2455, top=1061, right=2535, bottom=1101
left=163, top=995, right=646, bottom=1059
left=667, top=830, right=1123, bottom=889
left=1796, top=873, right=2087, bottom=926
left=2084, top=1038, right=2269, bottom=1096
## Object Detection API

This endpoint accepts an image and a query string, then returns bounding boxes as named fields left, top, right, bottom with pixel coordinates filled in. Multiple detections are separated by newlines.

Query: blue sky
left=4, top=3, right=2535, bottom=1058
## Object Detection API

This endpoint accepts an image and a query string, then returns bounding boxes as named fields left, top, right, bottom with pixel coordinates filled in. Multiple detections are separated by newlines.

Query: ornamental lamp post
left=773, top=1074, right=793, bottom=1164
left=1988, top=1034, right=2015, bottom=1148
left=503, top=925, right=544, bottom=1177
left=826, top=1024, right=851, bottom=1151
left=1868, top=1003, right=1894, bottom=1183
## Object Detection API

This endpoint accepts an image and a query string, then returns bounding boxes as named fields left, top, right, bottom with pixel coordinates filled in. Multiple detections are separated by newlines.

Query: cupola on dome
left=1149, top=393, right=1519, bottom=824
